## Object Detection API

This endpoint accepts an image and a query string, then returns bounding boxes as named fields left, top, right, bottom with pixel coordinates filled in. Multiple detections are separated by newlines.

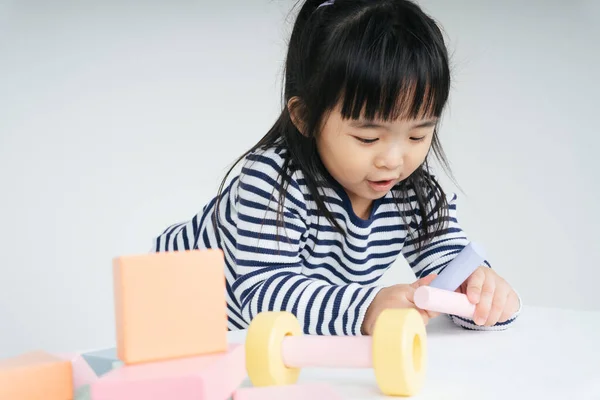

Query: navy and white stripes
left=153, top=145, right=520, bottom=334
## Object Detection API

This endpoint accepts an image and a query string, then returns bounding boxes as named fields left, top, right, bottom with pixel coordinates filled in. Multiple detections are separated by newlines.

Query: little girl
left=153, top=0, right=521, bottom=335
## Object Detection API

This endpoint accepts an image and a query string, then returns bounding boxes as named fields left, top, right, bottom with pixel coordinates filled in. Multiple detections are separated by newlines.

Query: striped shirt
left=153, top=144, right=520, bottom=334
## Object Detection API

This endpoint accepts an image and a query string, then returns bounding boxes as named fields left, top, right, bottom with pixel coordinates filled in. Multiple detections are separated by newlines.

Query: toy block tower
left=90, top=249, right=247, bottom=400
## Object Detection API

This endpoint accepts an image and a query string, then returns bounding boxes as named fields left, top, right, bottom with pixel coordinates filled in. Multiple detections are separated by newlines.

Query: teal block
left=75, top=384, right=91, bottom=400
left=81, top=347, right=123, bottom=377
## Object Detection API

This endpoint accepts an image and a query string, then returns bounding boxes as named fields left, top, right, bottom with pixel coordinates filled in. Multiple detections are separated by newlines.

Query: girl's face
left=315, top=103, right=437, bottom=219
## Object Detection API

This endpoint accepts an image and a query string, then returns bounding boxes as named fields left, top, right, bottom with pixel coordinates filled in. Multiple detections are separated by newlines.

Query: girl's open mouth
left=368, top=179, right=394, bottom=191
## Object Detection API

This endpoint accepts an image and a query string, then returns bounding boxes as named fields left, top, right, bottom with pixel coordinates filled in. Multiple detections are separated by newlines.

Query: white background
left=1, top=0, right=598, bottom=358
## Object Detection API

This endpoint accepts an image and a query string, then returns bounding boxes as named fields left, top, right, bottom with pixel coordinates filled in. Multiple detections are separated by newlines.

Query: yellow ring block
left=372, top=308, right=427, bottom=396
left=245, top=311, right=302, bottom=386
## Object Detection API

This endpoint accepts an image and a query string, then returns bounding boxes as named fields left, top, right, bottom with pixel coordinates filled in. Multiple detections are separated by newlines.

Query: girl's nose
left=375, top=148, right=403, bottom=170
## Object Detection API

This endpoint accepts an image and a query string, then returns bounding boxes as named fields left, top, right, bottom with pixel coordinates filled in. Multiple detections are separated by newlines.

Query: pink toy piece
left=414, top=286, right=476, bottom=318
left=56, top=353, right=98, bottom=390
left=90, top=344, right=246, bottom=400
left=233, top=383, right=343, bottom=400
left=282, top=336, right=371, bottom=368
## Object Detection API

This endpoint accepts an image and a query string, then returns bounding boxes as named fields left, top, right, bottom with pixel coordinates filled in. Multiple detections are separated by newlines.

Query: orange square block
left=113, top=249, right=227, bottom=365
left=0, top=351, right=73, bottom=400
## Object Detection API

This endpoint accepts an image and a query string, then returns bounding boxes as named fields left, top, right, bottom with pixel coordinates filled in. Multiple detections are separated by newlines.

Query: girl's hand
left=361, top=274, right=440, bottom=335
left=458, top=266, right=520, bottom=326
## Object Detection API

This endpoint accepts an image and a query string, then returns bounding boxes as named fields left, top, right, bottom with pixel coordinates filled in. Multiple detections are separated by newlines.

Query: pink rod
left=281, top=335, right=372, bottom=368
left=414, top=286, right=476, bottom=318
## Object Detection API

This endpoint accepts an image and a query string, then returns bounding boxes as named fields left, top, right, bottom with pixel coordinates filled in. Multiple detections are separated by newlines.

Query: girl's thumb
left=411, top=273, right=438, bottom=288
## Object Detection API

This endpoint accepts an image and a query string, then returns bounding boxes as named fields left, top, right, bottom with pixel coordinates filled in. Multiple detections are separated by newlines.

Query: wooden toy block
left=113, top=249, right=227, bottom=365
left=57, top=352, right=100, bottom=390
left=81, top=348, right=123, bottom=376
left=0, top=350, right=73, bottom=400
left=90, top=343, right=246, bottom=400
left=232, top=383, right=343, bottom=400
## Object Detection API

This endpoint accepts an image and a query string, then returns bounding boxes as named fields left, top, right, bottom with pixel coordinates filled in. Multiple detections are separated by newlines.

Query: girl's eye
left=410, top=136, right=426, bottom=142
left=355, top=137, right=378, bottom=144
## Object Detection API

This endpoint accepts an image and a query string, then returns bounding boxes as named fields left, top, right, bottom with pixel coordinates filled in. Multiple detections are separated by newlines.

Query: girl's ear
left=287, top=96, right=308, bottom=137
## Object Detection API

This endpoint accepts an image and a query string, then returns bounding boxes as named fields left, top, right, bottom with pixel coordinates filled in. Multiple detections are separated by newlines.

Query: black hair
left=215, top=0, right=455, bottom=253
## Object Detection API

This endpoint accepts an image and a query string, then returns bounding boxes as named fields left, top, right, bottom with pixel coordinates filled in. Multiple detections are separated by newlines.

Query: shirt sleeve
left=401, top=187, right=521, bottom=330
left=230, top=154, right=383, bottom=336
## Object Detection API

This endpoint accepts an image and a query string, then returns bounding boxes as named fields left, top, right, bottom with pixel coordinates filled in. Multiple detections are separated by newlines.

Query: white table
left=227, top=306, right=600, bottom=399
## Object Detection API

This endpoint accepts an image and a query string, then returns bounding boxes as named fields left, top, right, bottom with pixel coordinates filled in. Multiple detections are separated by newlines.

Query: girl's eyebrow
left=350, top=118, right=438, bottom=130
left=412, top=118, right=439, bottom=128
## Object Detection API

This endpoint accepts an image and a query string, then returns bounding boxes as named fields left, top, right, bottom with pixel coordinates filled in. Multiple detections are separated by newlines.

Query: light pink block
left=90, top=344, right=245, bottom=400
left=56, top=353, right=98, bottom=390
left=233, top=383, right=343, bottom=400
left=281, top=336, right=371, bottom=368
left=414, top=286, right=476, bottom=318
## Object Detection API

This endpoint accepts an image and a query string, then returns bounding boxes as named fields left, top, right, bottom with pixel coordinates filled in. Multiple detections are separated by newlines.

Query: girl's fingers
left=485, top=284, right=509, bottom=326
left=474, top=272, right=495, bottom=325
left=465, top=267, right=486, bottom=304
left=417, top=308, right=430, bottom=325
left=499, top=290, right=520, bottom=322
left=410, top=273, right=438, bottom=289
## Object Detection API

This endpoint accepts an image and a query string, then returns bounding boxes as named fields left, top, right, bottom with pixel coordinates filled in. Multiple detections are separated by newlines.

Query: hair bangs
left=327, top=9, right=450, bottom=123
